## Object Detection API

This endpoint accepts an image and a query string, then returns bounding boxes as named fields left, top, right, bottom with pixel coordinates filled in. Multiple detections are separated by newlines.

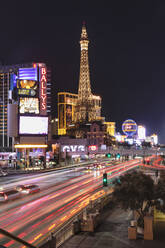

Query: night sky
left=1, top=1, right=165, bottom=142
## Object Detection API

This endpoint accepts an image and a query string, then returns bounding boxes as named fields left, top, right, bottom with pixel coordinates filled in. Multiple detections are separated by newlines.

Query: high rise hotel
left=0, top=63, right=51, bottom=151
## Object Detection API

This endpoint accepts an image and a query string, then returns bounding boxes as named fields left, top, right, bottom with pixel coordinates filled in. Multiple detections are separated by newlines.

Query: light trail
left=0, top=160, right=140, bottom=247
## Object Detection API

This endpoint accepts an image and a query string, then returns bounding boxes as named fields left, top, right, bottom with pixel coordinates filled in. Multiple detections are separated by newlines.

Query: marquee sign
left=40, top=67, right=47, bottom=115
left=62, top=145, right=85, bottom=153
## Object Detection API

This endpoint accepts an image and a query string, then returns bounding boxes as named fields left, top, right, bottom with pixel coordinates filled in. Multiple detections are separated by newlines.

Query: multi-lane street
left=0, top=160, right=141, bottom=247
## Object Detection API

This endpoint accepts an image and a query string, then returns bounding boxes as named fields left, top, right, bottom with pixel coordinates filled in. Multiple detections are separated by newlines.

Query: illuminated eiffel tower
left=74, top=23, right=101, bottom=123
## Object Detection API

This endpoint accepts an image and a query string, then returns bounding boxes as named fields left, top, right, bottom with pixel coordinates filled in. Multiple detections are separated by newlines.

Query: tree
left=113, top=171, right=154, bottom=227
left=154, top=175, right=165, bottom=213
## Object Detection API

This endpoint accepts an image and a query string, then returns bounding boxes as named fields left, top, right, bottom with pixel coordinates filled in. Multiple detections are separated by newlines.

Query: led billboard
left=17, top=79, right=38, bottom=98
left=18, top=89, right=37, bottom=97
left=19, top=67, right=38, bottom=81
left=17, top=79, right=38, bottom=89
left=19, top=116, right=48, bottom=135
left=19, top=98, right=39, bottom=114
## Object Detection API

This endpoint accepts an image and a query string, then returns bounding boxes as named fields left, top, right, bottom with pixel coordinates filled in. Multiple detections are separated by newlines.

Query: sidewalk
left=1, top=159, right=110, bottom=176
left=60, top=207, right=165, bottom=248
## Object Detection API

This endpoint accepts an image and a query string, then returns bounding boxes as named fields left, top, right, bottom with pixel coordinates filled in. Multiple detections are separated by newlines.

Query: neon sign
left=40, top=67, right=47, bottom=112
left=62, top=145, right=85, bottom=153
left=88, top=145, right=97, bottom=151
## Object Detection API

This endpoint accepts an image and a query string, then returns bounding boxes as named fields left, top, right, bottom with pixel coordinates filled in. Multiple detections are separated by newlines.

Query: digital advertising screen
left=19, top=116, right=48, bottom=135
left=17, top=79, right=38, bottom=97
left=19, top=98, right=39, bottom=114
left=18, top=89, right=37, bottom=97
left=17, top=79, right=38, bottom=89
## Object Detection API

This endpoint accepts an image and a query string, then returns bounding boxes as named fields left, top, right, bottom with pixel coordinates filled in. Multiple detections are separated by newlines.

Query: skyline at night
left=1, top=2, right=165, bottom=247
left=0, top=1, right=164, bottom=141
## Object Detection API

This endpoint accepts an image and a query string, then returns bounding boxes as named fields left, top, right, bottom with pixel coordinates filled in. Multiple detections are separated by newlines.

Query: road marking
left=61, top=215, right=67, bottom=221
left=34, top=233, right=42, bottom=240
left=48, top=223, right=56, bottom=231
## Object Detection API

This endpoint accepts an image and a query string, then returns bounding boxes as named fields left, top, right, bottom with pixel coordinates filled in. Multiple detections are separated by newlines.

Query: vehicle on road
left=93, top=163, right=106, bottom=170
left=0, top=190, right=21, bottom=203
left=85, top=163, right=106, bottom=172
left=0, top=169, right=8, bottom=176
left=16, top=184, right=40, bottom=194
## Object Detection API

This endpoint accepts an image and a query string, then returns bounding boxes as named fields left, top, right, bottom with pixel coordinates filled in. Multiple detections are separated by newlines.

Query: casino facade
left=1, top=63, right=52, bottom=168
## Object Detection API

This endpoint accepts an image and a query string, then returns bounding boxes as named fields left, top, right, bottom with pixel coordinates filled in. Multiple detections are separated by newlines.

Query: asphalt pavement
left=60, top=206, right=165, bottom=248
left=0, top=159, right=102, bottom=176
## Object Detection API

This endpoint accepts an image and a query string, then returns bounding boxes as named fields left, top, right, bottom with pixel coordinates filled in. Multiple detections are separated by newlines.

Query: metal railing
left=40, top=188, right=113, bottom=248
left=0, top=228, right=37, bottom=248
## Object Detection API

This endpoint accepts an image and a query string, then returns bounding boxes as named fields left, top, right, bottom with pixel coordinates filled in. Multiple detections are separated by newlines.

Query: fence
left=40, top=188, right=113, bottom=248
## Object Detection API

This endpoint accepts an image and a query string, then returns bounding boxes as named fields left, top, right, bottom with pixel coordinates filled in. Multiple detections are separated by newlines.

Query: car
left=0, top=192, right=7, bottom=202
left=0, top=190, right=21, bottom=203
left=0, top=170, right=8, bottom=176
left=16, top=184, right=40, bottom=194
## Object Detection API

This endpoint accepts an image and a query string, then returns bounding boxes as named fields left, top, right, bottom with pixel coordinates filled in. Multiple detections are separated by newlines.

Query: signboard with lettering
left=88, top=145, right=98, bottom=151
left=62, top=145, right=85, bottom=153
left=19, top=98, right=39, bottom=114
left=18, top=89, right=37, bottom=97
left=40, top=67, right=47, bottom=115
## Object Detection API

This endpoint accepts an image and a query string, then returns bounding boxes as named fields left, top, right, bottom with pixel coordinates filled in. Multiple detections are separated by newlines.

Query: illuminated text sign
left=18, top=89, right=36, bottom=97
left=19, top=98, right=39, bottom=114
left=40, top=67, right=47, bottom=113
left=88, top=145, right=97, bottom=151
left=62, top=145, right=85, bottom=153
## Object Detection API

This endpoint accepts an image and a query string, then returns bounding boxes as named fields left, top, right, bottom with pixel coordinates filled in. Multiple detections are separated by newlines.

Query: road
left=0, top=159, right=140, bottom=247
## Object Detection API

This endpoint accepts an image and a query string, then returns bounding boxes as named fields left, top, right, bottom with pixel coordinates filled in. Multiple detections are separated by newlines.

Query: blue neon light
left=10, top=74, right=17, bottom=90
left=19, top=67, right=38, bottom=81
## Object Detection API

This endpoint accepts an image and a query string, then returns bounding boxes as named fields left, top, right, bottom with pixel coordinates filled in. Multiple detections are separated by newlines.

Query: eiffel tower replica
left=67, top=23, right=102, bottom=138
left=74, top=23, right=101, bottom=123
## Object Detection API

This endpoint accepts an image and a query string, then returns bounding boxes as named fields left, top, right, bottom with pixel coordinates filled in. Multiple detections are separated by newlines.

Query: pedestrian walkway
left=60, top=207, right=165, bottom=248
left=1, top=158, right=111, bottom=176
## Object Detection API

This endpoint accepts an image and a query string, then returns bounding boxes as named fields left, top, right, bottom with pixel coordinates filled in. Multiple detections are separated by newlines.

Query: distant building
left=58, top=92, right=78, bottom=135
left=51, top=118, right=58, bottom=136
left=87, top=121, right=106, bottom=146
left=104, top=122, right=116, bottom=137
left=150, top=134, right=158, bottom=145
left=138, top=125, right=146, bottom=140
left=115, top=133, right=126, bottom=143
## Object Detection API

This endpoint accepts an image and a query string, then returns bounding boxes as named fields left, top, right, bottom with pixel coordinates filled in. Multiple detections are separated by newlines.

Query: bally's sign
left=62, top=145, right=85, bottom=153
left=40, top=67, right=47, bottom=115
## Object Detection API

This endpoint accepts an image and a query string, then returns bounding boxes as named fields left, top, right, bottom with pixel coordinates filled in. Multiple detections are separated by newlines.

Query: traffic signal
left=116, top=177, right=121, bottom=183
left=116, top=153, right=120, bottom=159
left=103, top=172, right=108, bottom=186
left=106, top=153, right=111, bottom=158
left=146, top=159, right=150, bottom=165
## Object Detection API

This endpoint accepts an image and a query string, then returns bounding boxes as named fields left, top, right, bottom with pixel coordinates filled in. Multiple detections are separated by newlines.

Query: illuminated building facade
left=87, top=122, right=107, bottom=146
left=58, top=92, right=77, bottom=135
left=0, top=62, right=50, bottom=150
left=138, top=125, right=146, bottom=140
left=74, top=23, right=102, bottom=123
left=150, top=134, right=158, bottom=145
left=0, top=72, right=12, bottom=149
left=104, top=122, right=116, bottom=137
left=1, top=63, right=52, bottom=166
left=51, top=118, right=58, bottom=137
